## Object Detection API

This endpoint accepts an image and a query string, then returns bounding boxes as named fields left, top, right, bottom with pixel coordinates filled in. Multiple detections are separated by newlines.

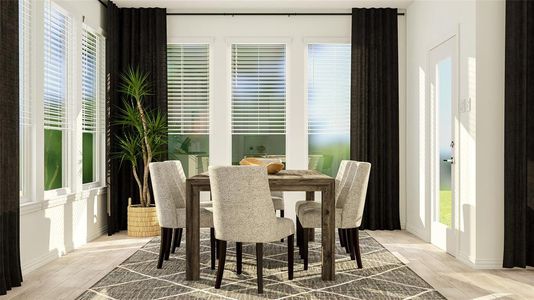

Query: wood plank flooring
left=5, top=230, right=534, bottom=300
left=369, top=230, right=534, bottom=300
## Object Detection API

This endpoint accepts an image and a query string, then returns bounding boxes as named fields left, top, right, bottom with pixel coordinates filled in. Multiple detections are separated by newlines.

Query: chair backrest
left=149, top=160, right=187, bottom=228
left=335, top=160, right=371, bottom=228
left=209, top=165, right=278, bottom=243
left=247, top=158, right=283, bottom=198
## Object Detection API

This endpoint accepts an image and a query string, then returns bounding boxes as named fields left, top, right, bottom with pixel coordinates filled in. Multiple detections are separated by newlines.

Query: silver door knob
left=443, top=157, right=454, bottom=164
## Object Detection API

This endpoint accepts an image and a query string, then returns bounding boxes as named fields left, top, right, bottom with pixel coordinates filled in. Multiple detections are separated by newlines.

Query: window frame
left=42, top=1, right=74, bottom=198
left=227, top=39, right=289, bottom=165
left=81, top=24, right=105, bottom=190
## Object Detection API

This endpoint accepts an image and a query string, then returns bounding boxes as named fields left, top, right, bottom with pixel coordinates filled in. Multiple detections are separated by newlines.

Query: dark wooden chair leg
left=215, top=240, right=227, bottom=289
left=343, top=229, right=351, bottom=253
left=236, top=242, right=243, bottom=274
left=171, top=228, right=183, bottom=253
left=157, top=227, right=169, bottom=269
left=338, top=228, right=346, bottom=248
left=347, top=229, right=355, bottom=260
left=296, top=216, right=303, bottom=257
left=210, top=228, right=216, bottom=270
left=303, top=228, right=309, bottom=270
left=287, top=234, right=294, bottom=280
left=171, top=229, right=177, bottom=254
left=176, top=228, right=183, bottom=248
left=353, top=228, right=363, bottom=269
left=164, top=228, right=172, bottom=260
left=256, top=243, right=264, bottom=294
left=280, top=210, right=285, bottom=242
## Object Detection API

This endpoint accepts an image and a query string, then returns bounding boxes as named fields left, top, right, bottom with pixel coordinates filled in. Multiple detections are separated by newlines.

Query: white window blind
left=308, top=44, right=351, bottom=135
left=167, top=44, right=209, bottom=135
left=44, top=3, right=71, bottom=130
left=19, top=0, right=31, bottom=126
left=81, top=27, right=104, bottom=133
left=232, top=44, right=286, bottom=135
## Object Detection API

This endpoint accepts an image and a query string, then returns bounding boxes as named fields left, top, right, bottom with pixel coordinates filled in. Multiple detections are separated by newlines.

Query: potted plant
left=116, top=67, right=167, bottom=237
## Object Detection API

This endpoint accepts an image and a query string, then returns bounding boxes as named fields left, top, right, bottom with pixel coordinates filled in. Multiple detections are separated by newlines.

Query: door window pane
left=437, top=57, right=452, bottom=227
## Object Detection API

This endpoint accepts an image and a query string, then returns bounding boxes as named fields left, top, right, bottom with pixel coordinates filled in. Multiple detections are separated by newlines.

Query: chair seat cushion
left=296, top=201, right=343, bottom=228
left=271, top=196, right=285, bottom=210
left=176, top=207, right=214, bottom=228
left=295, top=200, right=309, bottom=213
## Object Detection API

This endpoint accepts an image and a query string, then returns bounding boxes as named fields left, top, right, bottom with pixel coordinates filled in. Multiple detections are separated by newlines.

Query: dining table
left=185, top=169, right=337, bottom=281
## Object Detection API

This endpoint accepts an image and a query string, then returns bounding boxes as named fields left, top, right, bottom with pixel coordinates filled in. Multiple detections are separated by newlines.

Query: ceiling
left=111, top=0, right=413, bottom=11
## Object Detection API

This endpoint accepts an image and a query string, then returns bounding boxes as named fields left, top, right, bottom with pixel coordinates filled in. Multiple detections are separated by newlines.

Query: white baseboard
left=405, top=224, right=430, bottom=242
left=22, top=251, right=61, bottom=275
left=22, top=224, right=108, bottom=275
left=457, top=251, right=503, bottom=269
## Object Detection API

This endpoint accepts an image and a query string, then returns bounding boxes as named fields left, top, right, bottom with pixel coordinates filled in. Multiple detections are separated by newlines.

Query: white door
left=429, top=36, right=458, bottom=255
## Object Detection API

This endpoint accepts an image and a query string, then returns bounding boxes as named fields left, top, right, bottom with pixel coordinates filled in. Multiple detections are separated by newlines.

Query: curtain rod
left=167, top=12, right=405, bottom=16
left=96, top=0, right=405, bottom=16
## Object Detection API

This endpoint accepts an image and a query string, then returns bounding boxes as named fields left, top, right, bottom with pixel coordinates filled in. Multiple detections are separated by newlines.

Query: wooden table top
left=189, top=170, right=332, bottom=182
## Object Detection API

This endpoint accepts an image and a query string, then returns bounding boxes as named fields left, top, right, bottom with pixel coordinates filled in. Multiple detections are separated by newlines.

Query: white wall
left=168, top=14, right=406, bottom=224
left=405, top=0, right=504, bottom=268
left=20, top=0, right=107, bottom=274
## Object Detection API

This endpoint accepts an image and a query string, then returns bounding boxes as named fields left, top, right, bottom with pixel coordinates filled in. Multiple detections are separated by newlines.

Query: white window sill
left=20, top=186, right=107, bottom=216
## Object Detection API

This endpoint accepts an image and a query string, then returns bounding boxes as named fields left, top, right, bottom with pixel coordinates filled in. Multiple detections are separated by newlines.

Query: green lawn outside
left=439, top=190, right=452, bottom=227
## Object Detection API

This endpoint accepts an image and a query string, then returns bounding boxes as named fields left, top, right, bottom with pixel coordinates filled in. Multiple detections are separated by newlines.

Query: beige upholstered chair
left=249, top=157, right=286, bottom=216
left=149, top=161, right=216, bottom=269
left=295, top=160, right=371, bottom=270
left=209, top=165, right=295, bottom=294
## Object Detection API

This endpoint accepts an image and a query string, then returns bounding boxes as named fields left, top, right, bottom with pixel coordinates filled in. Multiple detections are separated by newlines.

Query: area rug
left=77, top=230, right=445, bottom=299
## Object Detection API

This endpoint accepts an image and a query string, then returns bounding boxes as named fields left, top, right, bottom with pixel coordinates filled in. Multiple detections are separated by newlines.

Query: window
left=231, top=44, right=286, bottom=164
left=43, top=3, right=71, bottom=191
left=81, top=27, right=104, bottom=184
left=167, top=44, right=209, bottom=176
left=19, top=0, right=32, bottom=200
left=307, top=44, right=351, bottom=177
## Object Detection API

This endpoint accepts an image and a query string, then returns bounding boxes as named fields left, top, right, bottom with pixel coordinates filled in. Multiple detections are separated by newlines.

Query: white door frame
left=428, top=34, right=459, bottom=256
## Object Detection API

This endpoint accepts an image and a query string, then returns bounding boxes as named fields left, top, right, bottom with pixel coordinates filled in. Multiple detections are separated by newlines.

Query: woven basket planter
left=127, top=205, right=160, bottom=237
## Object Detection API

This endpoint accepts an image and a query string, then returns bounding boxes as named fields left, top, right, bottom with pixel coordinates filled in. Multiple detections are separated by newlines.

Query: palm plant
left=116, top=67, right=167, bottom=207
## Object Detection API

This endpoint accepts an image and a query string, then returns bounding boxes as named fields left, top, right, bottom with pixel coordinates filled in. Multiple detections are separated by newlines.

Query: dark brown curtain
left=106, top=1, right=168, bottom=235
left=0, top=0, right=23, bottom=294
left=350, top=8, right=400, bottom=230
left=504, top=0, right=534, bottom=268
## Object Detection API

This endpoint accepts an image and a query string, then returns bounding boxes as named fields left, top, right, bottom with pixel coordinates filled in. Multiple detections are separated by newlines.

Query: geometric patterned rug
left=77, top=229, right=445, bottom=299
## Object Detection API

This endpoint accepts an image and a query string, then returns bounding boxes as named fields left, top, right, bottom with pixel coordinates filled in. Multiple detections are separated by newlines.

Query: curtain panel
left=350, top=8, right=401, bottom=230
left=0, top=0, right=23, bottom=294
left=106, top=2, right=168, bottom=235
left=503, top=0, right=534, bottom=268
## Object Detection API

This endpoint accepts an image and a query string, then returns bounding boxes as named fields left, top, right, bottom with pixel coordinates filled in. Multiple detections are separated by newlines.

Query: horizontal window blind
left=44, top=3, right=71, bottom=130
left=232, top=44, right=286, bottom=135
left=19, top=0, right=31, bottom=126
left=308, top=44, right=351, bottom=135
left=81, top=28, right=101, bottom=133
left=167, top=44, right=209, bottom=135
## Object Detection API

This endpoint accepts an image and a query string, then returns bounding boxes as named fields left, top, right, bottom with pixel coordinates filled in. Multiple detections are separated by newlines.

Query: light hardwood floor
left=5, top=230, right=534, bottom=300
left=369, top=231, right=534, bottom=300
left=5, top=233, right=151, bottom=300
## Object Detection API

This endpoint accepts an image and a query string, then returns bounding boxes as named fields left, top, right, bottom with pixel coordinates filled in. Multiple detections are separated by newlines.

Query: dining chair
left=149, top=161, right=217, bottom=269
left=252, top=158, right=286, bottom=217
left=295, top=160, right=371, bottom=270
left=295, top=160, right=350, bottom=250
left=209, top=165, right=295, bottom=294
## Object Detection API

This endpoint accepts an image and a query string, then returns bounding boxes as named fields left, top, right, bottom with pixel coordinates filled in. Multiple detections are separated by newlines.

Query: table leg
left=321, top=181, right=335, bottom=281
left=305, top=192, right=315, bottom=242
left=186, top=182, right=200, bottom=280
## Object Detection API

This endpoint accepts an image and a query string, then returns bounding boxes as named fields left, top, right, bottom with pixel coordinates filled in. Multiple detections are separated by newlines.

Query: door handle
left=443, top=157, right=454, bottom=164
